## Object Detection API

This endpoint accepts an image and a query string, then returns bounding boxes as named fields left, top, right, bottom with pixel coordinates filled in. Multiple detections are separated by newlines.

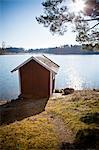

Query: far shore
left=1, top=52, right=99, bottom=55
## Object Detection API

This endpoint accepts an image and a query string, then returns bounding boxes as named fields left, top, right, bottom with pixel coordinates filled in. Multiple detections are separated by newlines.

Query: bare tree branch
left=81, top=17, right=99, bottom=22
left=36, top=0, right=99, bottom=48
left=87, top=22, right=99, bottom=32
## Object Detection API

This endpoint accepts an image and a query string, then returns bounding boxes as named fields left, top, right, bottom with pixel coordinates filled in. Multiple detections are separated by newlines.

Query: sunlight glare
left=71, top=0, right=85, bottom=13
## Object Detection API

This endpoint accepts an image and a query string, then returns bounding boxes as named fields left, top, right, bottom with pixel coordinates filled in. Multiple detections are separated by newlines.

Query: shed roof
left=11, top=55, right=59, bottom=74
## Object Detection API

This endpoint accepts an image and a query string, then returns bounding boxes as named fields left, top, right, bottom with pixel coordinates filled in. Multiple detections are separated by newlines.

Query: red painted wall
left=19, top=59, right=50, bottom=99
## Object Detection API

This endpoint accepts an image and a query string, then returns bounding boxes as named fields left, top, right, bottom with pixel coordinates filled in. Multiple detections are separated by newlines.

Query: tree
left=36, top=0, right=99, bottom=50
left=0, top=41, right=6, bottom=54
left=2, top=41, right=6, bottom=51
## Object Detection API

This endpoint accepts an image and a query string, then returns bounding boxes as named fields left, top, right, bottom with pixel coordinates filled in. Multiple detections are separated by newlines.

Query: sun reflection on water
left=66, top=66, right=84, bottom=90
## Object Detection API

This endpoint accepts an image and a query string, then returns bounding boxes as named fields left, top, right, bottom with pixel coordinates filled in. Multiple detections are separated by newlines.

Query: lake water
left=0, top=54, right=99, bottom=100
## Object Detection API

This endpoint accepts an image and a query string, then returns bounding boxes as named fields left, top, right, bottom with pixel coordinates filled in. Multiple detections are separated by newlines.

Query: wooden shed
left=11, top=55, right=59, bottom=99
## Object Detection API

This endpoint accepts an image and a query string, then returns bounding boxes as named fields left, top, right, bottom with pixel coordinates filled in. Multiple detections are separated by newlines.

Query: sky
left=0, top=0, right=78, bottom=49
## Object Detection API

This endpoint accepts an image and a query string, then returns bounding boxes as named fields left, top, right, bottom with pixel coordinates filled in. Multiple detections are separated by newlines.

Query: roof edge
left=43, top=54, right=60, bottom=67
left=11, top=56, right=58, bottom=73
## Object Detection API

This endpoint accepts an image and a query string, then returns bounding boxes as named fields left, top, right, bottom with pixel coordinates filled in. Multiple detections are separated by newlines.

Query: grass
left=0, top=115, right=59, bottom=150
left=47, top=98, right=99, bottom=132
left=46, top=94, right=99, bottom=149
left=0, top=90, right=99, bottom=149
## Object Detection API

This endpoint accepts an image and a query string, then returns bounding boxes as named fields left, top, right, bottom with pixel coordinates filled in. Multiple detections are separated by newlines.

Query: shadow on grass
left=60, top=113, right=99, bottom=149
left=80, top=112, right=99, bottom=125
left=60, top=129, right=99, bottom=150
left=0, top=98, right=49, bottom=125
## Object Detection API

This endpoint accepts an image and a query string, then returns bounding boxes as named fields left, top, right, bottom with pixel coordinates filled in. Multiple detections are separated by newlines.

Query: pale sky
left=0, top=0, right=78, bottom=49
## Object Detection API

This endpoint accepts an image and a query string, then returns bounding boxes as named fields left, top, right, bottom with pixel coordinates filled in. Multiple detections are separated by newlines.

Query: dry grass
left=47, top=97, right=99, bottom=133
left=47, top=90, right=99, bottom=149
left=0, top=90, right=99, bottom=149
left=0, top=114, right=59, bottom=150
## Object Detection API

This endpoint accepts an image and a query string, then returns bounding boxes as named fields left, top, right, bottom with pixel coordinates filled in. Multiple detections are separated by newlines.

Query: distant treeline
left=0, top=45, right=99, bottom=55
left=6, top=47, right=25, bottom=53
left=28, top=45, right=99, bottom=55
left=0, top=47, right=25, bottom=54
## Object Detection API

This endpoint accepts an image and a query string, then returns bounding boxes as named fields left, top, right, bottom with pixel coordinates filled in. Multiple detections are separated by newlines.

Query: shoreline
left=0, top=89, right=99, bottom=105
left=1, top=52, right=99, bottom=55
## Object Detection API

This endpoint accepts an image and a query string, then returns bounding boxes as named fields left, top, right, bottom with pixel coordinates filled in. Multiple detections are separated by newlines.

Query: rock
left=93, top=89, right=99, bottom=92
left=55, top=89, right=61, bottom=93
left=55, top=89, right=64, bottom=93
left=63, top=88, right=74, bottom=95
